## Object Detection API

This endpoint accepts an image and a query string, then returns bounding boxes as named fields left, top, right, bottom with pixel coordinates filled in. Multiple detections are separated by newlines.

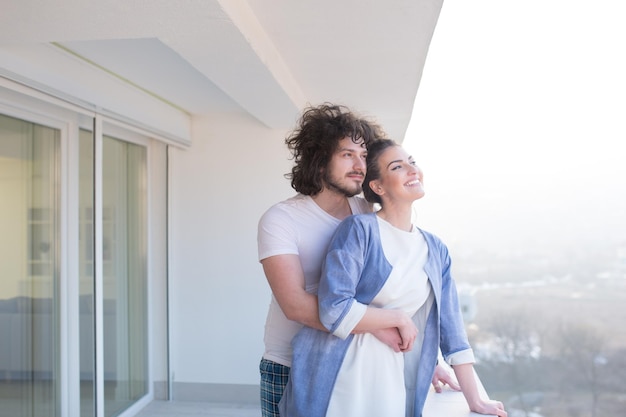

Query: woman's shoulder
left=341, top=212, right=378, bottom=228
left=416, top=227, right=438, bottom=241
left=331, top=213, right=378, bottom=243
left=417, top=227, right=450, bottom=254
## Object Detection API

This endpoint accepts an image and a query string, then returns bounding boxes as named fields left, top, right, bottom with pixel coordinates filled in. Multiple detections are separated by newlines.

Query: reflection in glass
left=0, top=113, right=60, bottom=417
left=102, top=135, right=148, bottom=416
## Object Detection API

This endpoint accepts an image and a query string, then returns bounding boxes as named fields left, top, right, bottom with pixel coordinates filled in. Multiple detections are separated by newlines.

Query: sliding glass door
left=102, top=135, right=148, bottom=417
left=0, top=105, right=150, bottom=417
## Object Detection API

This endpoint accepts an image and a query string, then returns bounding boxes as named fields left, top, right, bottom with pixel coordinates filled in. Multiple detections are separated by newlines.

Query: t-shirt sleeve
left=257, top=206, right=299, bottom=261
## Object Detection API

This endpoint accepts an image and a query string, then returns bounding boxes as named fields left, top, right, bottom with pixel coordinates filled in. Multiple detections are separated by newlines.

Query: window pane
left=102, top=135, right=148, bottom=417
left=0, top=113, right=60, bottom=417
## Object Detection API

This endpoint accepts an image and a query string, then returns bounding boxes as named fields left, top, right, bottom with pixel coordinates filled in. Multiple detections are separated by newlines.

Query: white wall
left=168, top=111, right=295, bottom=389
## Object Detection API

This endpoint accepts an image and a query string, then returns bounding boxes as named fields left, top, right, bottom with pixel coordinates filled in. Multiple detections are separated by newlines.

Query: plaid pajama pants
left=260, top=358, right=290, bottom=417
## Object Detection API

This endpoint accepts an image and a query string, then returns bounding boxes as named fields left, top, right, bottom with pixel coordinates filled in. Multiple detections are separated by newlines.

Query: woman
left=279, top=139, right=507, bottom=417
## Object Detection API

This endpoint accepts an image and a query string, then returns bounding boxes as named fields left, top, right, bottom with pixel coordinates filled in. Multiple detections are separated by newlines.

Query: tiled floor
left=134, top=400, right=261, bottom=417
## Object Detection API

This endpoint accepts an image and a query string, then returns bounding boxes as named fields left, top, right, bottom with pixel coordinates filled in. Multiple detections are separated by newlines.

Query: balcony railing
left=424, top=367, right=496, bottom=417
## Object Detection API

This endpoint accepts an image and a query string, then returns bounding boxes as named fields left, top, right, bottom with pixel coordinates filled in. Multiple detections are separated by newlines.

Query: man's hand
left=431, top=363, right=460, bottom=393
left=370, top=328, right=403, bottom=352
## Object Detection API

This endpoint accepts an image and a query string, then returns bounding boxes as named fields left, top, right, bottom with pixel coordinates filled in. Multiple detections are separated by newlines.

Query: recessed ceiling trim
left=52, top=42, right=190, bottom=115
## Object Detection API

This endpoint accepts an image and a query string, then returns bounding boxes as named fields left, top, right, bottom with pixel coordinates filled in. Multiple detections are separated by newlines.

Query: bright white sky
left=405, top=0, right=626, bottom=251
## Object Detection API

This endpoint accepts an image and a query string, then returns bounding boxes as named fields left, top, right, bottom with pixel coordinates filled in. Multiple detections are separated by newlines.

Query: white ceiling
left=0, top=0, right=443, bottom=140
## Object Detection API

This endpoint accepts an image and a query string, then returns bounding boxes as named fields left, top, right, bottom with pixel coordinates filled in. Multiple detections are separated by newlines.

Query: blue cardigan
left=279, top=213, right=471, bottom=417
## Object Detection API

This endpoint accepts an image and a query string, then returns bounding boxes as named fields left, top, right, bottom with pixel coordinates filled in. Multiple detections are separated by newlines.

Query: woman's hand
left=453, top=363, right=508, bottom=417
left=431, top=365, right=460, bottom=392
left=395, top=311, right=418, bottom=352
left=470, top=399, right=508, bottom=417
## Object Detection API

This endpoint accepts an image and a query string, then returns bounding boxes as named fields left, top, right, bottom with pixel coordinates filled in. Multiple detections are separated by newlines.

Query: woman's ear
left=369, top=180, right=384, bottom=196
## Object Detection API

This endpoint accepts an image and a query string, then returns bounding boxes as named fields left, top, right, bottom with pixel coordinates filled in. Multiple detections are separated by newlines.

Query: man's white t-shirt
left=257, top=193, right=371, bottom=366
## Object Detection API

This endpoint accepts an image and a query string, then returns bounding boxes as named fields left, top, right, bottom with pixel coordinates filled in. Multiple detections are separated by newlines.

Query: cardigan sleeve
left=318, top=216, right=368, bottom=338
left=436, top=240, right=474, bottom=362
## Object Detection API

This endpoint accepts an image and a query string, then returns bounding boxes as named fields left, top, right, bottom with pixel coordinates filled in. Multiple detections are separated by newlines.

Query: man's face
left=323, top=137, right=367, bottom=197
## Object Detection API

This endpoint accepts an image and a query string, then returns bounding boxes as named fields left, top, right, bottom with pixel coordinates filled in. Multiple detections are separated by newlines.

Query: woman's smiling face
left=370, top=145, right=424, bottom=204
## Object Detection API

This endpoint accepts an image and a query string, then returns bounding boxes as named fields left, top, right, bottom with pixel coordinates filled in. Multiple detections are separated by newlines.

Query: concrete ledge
left=424, top=367, right=496, bottom=417
left=424, top=386, right=493, bottom=417
left=171, top=377, right=497, bottom=417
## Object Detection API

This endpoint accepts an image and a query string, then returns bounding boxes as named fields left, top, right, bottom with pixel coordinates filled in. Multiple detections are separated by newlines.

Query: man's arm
left=261, top=254, right=327, bottom=331
left=261, top=254, right=405, bottom=351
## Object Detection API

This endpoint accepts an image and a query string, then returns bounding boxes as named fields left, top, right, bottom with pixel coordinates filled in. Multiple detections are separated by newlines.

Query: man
left=257, top=103, right=457, bottom=417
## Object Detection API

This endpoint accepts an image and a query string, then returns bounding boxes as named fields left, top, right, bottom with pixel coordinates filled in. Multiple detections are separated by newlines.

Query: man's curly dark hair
left=285, top=103, right=386, bottom=196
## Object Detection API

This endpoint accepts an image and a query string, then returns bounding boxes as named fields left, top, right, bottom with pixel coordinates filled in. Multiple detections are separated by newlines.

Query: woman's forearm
left=453, top=363, right=508, bottom=416
left=352, top=307, right=410, bottom=332
left=353, top=307, right=417, bottom=351
left=453, top=363, right=482, bottom=409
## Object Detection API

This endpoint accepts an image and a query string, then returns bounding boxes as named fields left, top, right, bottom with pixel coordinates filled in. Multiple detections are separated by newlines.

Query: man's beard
left=324, top=171, right=363, bottom=197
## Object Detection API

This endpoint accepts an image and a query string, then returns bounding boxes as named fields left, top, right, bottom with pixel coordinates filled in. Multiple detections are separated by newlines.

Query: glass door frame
left=0, top=89, right=86, bottom=417
left=95, top=117, right=152, bottom=417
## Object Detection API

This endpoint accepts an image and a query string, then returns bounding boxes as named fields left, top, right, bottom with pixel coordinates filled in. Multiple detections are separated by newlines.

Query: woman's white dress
left=325, top=217, right=432, bottom=417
